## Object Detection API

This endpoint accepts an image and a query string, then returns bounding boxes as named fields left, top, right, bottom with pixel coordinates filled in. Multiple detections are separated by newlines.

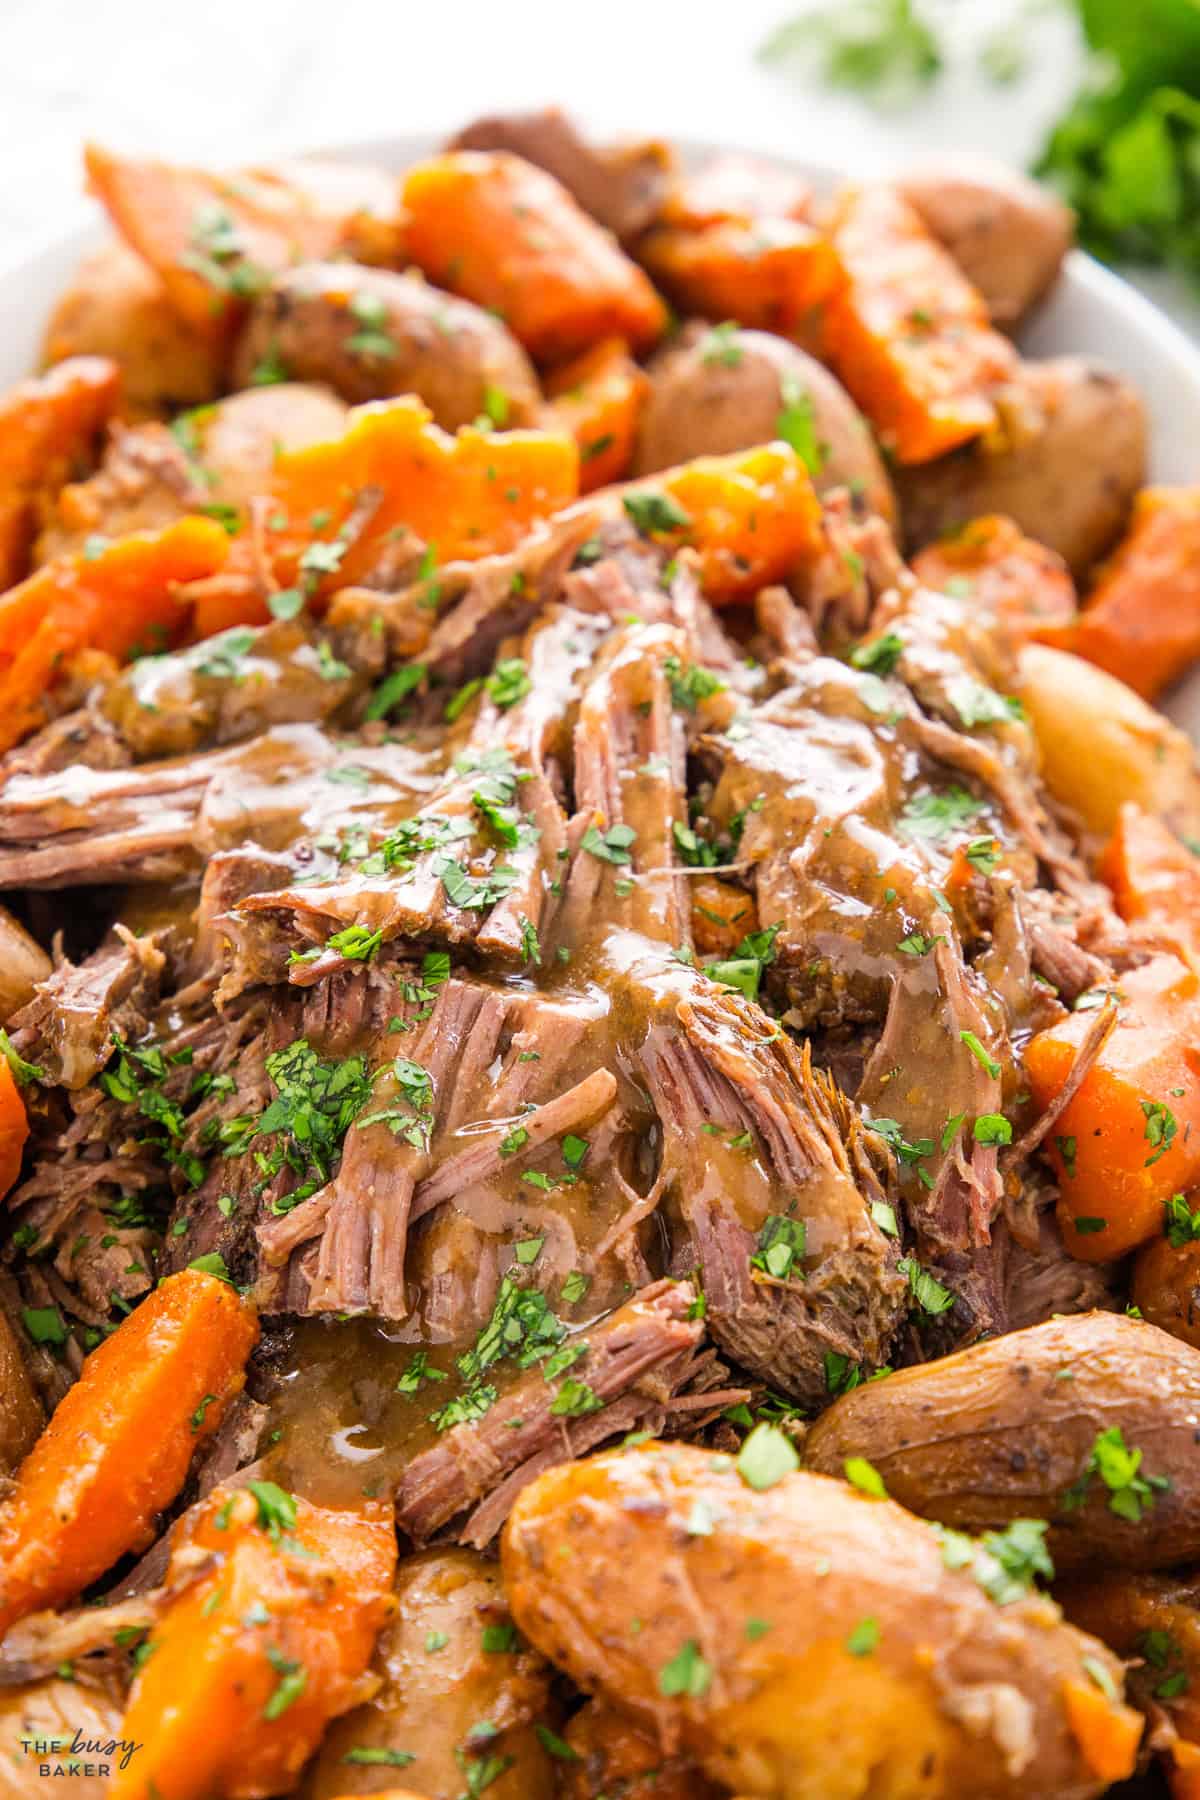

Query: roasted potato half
left=806, top=1311, right=1200, bottom=1573
left=231, top=263, right=541, bottom=429
left=303, top=1546, right=556, bottom=1800
left=503, top=1439, right=1139, bottom=1800
left=895, top=356, right=1147, bottom=577
left=896, top=157, right=1073, bottom=327
left=41, top=241, right=225, bottom=421
left=633, top=323, right=895, bottom=521
left=1017, top=643, right=1200, bottom=841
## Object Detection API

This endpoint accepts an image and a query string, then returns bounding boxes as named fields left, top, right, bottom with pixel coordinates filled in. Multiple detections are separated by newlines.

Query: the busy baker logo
left=16, top=1730, right=143, bottom=1778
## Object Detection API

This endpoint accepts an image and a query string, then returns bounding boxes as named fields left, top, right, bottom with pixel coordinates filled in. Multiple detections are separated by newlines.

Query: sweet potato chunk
left=0, top=357, right=119, bottom=589
left=821, top=184, right=1017, bottom=464
left=402, top=151, right=668, bottom=361
left=542, top=336, right=649, bottom=491
left=638, top=216, right=843, bottom=336
left=1026, top=955, right=1200, bottom=1259
left=1060, top=487, right=1200, bottom=700
left=912, top=514, right=1076, bottom=642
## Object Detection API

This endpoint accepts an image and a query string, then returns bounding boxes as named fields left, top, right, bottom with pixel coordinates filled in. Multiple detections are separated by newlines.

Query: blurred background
left=2, top=0, right=1198, bottom=335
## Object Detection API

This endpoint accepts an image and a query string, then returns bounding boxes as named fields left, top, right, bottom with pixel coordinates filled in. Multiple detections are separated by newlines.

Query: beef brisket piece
left=393, top=1278, right=701, bottom=1545
left=638, top=965, right=906, bottom=1405
left=8, top=926, right=165, bottom=1089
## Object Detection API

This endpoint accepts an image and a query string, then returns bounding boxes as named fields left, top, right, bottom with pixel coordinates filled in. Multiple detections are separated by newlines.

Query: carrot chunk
left=1100, top=804, right=1200, bottom=965
left=912, top=514, right=1077, bottom=642
left=0, top=1059, right=28, bottom=1201
left=0, top=1270, right=258, bottom=1633
left=639, top=216, right=843, bottom=336
left=1061, top=1677, right=1143, bottom=1785
left=1025, top=956, right=1200, bottom=1260
left=401, top=151, right=668, bottom=360
left=623, top=442, right=823, bottom=603
left=691, top=877, right=759, bottom=955
left=660, top=153, right=815, bottom=229
left=542, top=337, right=649, bottom=491
left=821, top=184, right=1017, bottom=465
left=112, top=1487, right=396, bottom=1800
left=270, top=394, right=579, bottom=587
left=1056, top=488, right=1200, bottom=700
left=0, top=357, right=120, bottom=589
left=0, top=517, right=230, bottom=752
left=84, top=145, right=384, bottom=341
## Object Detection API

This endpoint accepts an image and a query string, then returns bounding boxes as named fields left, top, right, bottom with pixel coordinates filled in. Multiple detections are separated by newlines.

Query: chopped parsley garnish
left=850, top=631, right=903, bottom=676
left=396, top=1350, right=446, bottom=1395
left=549, top=1376, right=603, bottom=1417
left=776, top=375, right=825, bottom=472
left=22, top=1306, right=67, bottom=1347
left=700, top=320, right=744, bottom=367
left=869, top=1116, right=935, bottom=1166
left=561, top=1270, right=591, bottom=1305
left=263, top=1647, right=308, bottom=1719
left=750, top=1213, right=807, bottom=1280
left=898, top=787, right=982, bottom=843
left=964, top=835, right=1000, bottom=873
left=897, top=1258, right=956, bottom=1316
left=343, top=1748, right=417, bottom=1768
left=366, top=661, right=426, bottom=721
left=582, top=822, right=637, bottom=865
left=247, top=1481, right=298, bottom=1541
left=1143, top=1100, right=1178, bottom=1166
left=972, top=1113, right=1012, bottom=1146
left=938, top=1517, right=1054, bottom=1605
left=0, top=1028, right=44, bottom=1087
left=960, top=1031, right=1001, bottom=1080
left=845, top=1616, right=880, bottom=1656
left=250, top=1040, right=375, bottom=1194
left=1166, top=1192, right=1200, bottom=1246
left=658, top=1639, right=712, bottom=1698
left=737, top=1422, right=800, bottom=1490
left=624, top=490, right=692, bottom=535
left=486, top=658, right=531, bottom=710
left=664, top=655, right=726, bottom=711
left=844, top=1455, right=887, bottom=1498
left=1056, top=1134, right=1078, bottom=1179
left=1064, top=1425, right=1169, bottom=1523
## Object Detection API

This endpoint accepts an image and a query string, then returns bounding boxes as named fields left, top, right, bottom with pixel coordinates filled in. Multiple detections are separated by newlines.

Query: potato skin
left=0, top=1304, right=42, bottom=1476
left=1133, top=1236, right=1200, bottom=1351
left=633, top=324, right=895, bottom=521
left=503, top=1440, right=1133, bottom=1800
left=896, top=157, right=1073, bottom=327
left=302, top=1546, right=556, bottom=1800
left=1017, top=643, right=1200, bottom=841
left=231, top=263, right=541, bottom=430
left=561, top=1700, right=720, bottom=1800
left=895, top=356, right=1146, bottom=576
left=805, top=1311, right=1200, bottom=1573
left=192, top=382, right=349, bottom=512
left=41, top=240, right=224, bottom=420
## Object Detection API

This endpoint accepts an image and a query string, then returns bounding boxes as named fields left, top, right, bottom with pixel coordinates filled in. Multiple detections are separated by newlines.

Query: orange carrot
left=542, top=337, right=649, bottom=492
left=0, top=357, right=120, bottom=589
left=0, top=517, right=230, bottom=752
left=1025, top=955, right=1200, bottom=1261
left=112, top=1486, right=396, bottom=1800
left=1170, top=1739, right=1200, bottom=1800
left=0, top=1269, right=258, bottom=1633
left=84, top=145, right=385, bottom=342
left=270, top=395, right=579, bottom=588
left=639, top=217, right=844, bottom=336
left=821, top=184, right=1016, bottom=465
left=401, top=151, right=668, bottom=360
left=1101, top=804, right=1200, bottom=965
left=1061, top=1677, right=1143, bottom=1785
left=1052, top=488, right=1200, bottom=700
left=623, top=442, right=823, bottom=603
left=912, top=514, right=1077, bottom=641
left=691, top=876, right=759, bottom=956
left=0, top=1059, right=28, bottom=1200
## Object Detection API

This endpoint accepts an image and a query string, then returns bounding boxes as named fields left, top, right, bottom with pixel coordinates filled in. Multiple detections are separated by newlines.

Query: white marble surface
left=1, top=0, right=1198, bottom=341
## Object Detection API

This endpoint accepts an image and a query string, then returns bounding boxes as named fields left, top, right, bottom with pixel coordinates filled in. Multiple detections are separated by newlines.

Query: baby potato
left=193, top=382, right=348, bottom=513
left=1017, top=643, right=1200, bottom=841
left=560, top=1700, right=721, bottom=1800
left=42, top=240, right=224, bottom=420
left=632, top=324, right=895, bottom=521
left=231, top=264, right=540, bottom=430
left=895, top=157, right=1073, bottom=327
left=503, top=1439, right=1139, bottom=1800
left=895, top=356, right=1146, bottom=576
left=0, top=902, right=51, bottom=1017
left=805, top=1311, right=1200, bottom=1574
left=303, top=1547, right=556, bottom=1800
left=1133, top=1235, right=1200, bottom=1351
